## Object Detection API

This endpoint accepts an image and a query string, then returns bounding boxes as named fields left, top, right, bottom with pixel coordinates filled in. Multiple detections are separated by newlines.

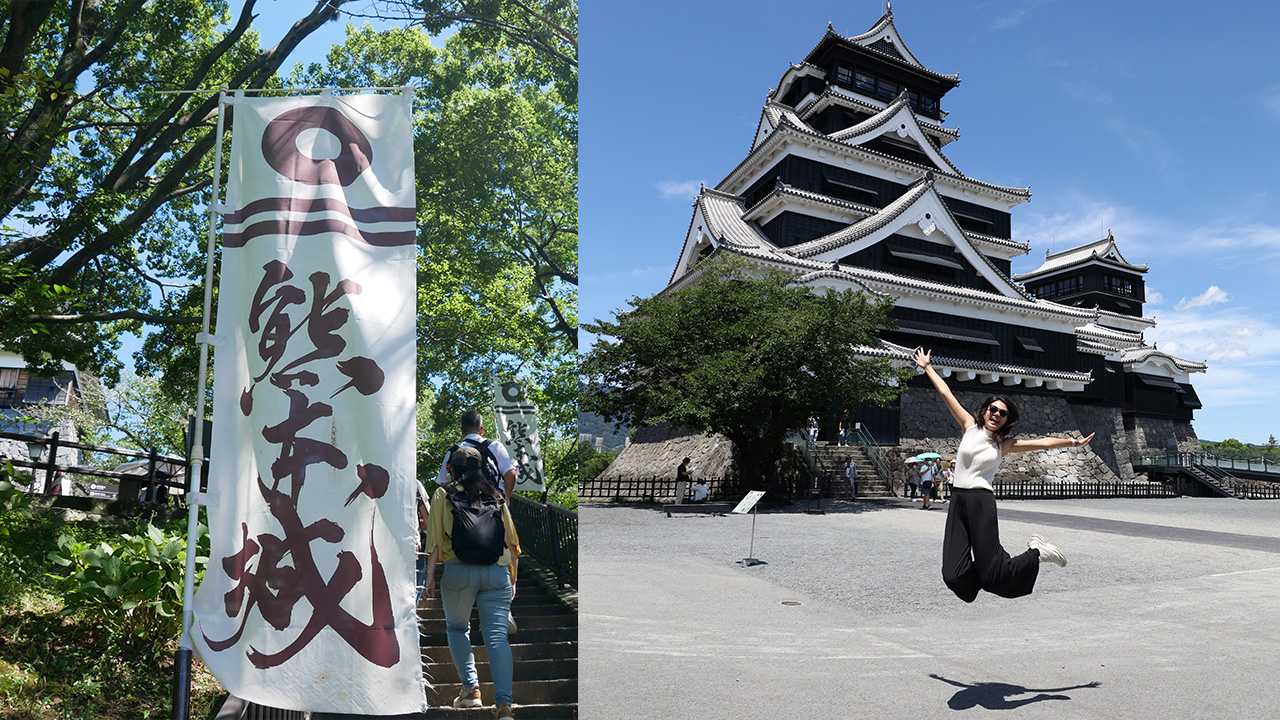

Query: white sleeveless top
left=952, top=424, right=1002, bottom=492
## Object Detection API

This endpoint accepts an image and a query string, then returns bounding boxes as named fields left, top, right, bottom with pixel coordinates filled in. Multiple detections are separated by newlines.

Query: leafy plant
left=47, top=519, right=208, bottom=655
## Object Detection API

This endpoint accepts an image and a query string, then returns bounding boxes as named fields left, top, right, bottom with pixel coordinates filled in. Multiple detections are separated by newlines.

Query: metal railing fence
left=992, top=479, right=1177, bottom=500
left=510, top=493, right=578, bottom=588
left=1137, top=451, right=1280, bottom=476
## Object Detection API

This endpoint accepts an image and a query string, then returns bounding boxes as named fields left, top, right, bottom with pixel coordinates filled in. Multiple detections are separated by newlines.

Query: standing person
left=914, top=348, right=1091, bottom=602
left=844, top=457, right=858, bottom=499
left=919, top=458, right=936, bottom=509
left=424, top=445, right=521, bottom=719
left=906, top=461, right=920, bottom=499
left=677, top=458, right=692, bottom=485
left=943, top=460, right=956, bottom=502
left=437, top=410, right=516, bottom=506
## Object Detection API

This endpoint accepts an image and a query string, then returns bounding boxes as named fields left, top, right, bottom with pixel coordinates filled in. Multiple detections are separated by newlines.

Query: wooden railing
left=580, top=474, right=744, bottom=503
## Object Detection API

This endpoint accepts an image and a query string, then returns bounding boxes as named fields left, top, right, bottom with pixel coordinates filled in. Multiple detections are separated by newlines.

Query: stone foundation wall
left=897, top=386, right=1125, bottom=485
left=595, top=391, right=1201, bottom=489
left=596, top=423, right=738, bottom=481
left=1126, top=417, right=1201, bottom=455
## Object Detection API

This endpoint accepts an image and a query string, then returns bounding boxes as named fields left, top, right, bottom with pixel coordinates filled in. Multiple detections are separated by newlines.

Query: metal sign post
left=732, top=490, right=767, bottom=567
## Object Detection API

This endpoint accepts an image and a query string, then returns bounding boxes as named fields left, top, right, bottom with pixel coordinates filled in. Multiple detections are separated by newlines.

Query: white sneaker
left=1028, top=534, right=1067, bottom=567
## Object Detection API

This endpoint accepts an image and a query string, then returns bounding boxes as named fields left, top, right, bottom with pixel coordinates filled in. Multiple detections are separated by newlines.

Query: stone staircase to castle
left=418, top=561, right=578, bottom=719
left=811, top=444, right=892, bottom=498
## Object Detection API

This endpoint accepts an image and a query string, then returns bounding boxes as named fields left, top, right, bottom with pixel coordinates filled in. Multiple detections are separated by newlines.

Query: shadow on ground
left=929, top=674, right=1102, bottom=710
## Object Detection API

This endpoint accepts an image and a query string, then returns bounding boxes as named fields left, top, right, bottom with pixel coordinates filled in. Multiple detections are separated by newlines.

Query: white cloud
left=654, top=179, right=702, bottom=202
left=1175, top=285, right=1230, bottom=311
left=1265, top=84, right=1280, bottom=121
left=1145, top=288, right=1164, bottom=305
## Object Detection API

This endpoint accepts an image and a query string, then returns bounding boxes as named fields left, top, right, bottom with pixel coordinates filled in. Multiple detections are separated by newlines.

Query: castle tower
left=657, top=8, right=1206, bottom=478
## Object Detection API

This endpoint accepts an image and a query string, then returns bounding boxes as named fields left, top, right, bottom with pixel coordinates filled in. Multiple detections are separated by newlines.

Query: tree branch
left=26, top=310, right=201, bottom=325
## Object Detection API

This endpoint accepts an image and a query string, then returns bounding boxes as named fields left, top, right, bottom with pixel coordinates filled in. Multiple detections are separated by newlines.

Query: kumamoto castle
left=600, top=9, right=1211, bottom=494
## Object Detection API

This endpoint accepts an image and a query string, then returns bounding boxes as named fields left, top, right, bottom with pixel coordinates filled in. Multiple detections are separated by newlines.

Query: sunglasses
left=985, top=406, right=1009, bottom=418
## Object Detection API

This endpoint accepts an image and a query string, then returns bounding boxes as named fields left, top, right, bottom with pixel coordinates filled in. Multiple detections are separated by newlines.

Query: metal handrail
left=510, top=493, right=577, bottom=588
left=850, top=424, right=894, bottom=496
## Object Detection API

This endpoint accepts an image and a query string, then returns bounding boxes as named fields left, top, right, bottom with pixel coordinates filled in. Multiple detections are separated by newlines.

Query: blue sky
left=580, top=0, right=1280, bottom=444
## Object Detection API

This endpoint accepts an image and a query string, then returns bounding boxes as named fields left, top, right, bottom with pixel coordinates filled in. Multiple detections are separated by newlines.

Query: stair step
left=427, top=678, right=577, bottom=706
left=418, top=703, right=577, bottom=720
left=419, top=613, right=577, bottom=634
left=420, top=640, right=576, bottom=665
left=424, top=657, right=578, bottom=684
left=420, top=627, right=577, bottom=646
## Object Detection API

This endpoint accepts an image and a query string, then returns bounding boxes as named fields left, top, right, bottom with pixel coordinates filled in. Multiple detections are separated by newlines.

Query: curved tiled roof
left=719, top=117, right=1030, bottom=204
left=865, top=340, right=1093, bottom=384
left=805, top=13, right=959, bottom=85
left=1076, top=322, right=1144, bottom=347
left=743, top=182, right=1027, bottom=256
left=794, top=86, right=959, bottom=145
left=784, top=177, right=932, bottom=258
left=1122, top=346, right=1208, bottom=374
left=1014, top=231, right=1148, bottom=280
left=768, top=62, right=827, bottom=104
left=827, top=92, right=962, bottom=176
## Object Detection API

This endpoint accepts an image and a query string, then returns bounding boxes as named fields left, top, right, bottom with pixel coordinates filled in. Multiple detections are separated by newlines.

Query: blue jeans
left=441, top=561, right=514, bottom=706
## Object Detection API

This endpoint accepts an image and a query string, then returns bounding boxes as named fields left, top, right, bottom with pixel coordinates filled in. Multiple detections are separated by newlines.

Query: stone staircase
left=419, top=560, right=578, bottom=719
left=811, top=444, right=892, bottom=498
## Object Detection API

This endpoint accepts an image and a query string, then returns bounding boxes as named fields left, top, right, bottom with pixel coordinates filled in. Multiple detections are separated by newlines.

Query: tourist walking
left=424, top=444, right=522, bottom=719
left=914, top=348, right=1091, bottom=602
left=437, top=410, right=517, bottom=506
left=843, top=457, right=858, bottom=499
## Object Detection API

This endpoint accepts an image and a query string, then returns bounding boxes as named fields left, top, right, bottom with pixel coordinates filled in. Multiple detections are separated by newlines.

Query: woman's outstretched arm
left=1004, top=432, right=1096, bottom=455
left=913, top=348, right=974, bottom=432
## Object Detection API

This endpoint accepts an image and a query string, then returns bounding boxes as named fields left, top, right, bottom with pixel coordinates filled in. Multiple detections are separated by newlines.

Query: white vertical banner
left=493, top=380, right=546, bottom=492
left=191, top=92, right=423, bottom=714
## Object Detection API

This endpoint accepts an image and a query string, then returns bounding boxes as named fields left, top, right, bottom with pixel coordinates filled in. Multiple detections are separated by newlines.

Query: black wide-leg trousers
left=942, top=487, right=1039, bottom=602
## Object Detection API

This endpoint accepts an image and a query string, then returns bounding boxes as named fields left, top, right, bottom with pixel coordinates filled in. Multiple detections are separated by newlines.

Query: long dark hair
left=450, top=453, right=502, bottom=506
left=973, top=395, right=1020, bottom=442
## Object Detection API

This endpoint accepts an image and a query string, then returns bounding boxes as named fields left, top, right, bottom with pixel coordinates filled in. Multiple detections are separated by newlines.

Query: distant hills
left=578, top=411, right=628, bottom=453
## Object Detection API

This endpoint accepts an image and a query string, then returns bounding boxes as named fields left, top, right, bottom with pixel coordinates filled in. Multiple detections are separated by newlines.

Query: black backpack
left=445, top=484, right=506, bottom=566
left=447, top=438, right=502, bottom=491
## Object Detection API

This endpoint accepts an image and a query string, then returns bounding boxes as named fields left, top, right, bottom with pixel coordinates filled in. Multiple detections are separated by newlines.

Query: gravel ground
left=580, top=497, right=1280, bottom=719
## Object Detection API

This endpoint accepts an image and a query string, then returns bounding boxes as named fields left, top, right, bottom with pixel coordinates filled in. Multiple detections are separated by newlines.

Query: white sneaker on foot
left=1028, top=533, right=1067, bottom=567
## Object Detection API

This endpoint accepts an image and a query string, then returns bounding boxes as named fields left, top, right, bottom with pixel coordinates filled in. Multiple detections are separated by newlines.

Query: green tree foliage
left=20, top=370, right=190, bottom=456
left=577, top=439, right=615, bottom=483
left=0, top=0, right=355, bottom=382
left=581, top=256, right=910, bottom=495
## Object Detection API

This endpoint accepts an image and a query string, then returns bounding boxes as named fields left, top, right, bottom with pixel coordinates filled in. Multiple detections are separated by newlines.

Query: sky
left=579, top=0, right=1280, bottom=445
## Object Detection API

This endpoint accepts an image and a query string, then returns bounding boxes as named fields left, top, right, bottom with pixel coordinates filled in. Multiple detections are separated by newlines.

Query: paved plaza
left=580, top=497, right=1280, bottom=719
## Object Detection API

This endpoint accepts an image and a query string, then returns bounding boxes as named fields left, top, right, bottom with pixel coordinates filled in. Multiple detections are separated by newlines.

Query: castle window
left=876, top=78, right=898, bottom=100
left=836, top=66, right=853, bottom=85
left=1104, top=274, right=1133, bottom=296
left=855, top=71, right=876, bottom=93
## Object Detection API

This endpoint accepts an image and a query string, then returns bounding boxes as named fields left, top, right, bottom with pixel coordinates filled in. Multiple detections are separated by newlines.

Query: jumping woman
left=914, top=348, right=1094, bottom=602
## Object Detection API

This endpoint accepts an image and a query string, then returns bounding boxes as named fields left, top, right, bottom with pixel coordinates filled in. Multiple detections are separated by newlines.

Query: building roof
left=720, top=112, right=1031, bottom=207
left=801, top=10, right=960, bottom=87
left=792, top=84, right=960, bottom=146
left=865, top=339, right=1093, bottom=388
left=1122, top=346, right=1208, bottom=376
left=1014, top=231, right=1149, bottom=281
left=670, top=182, right=1095, bottom=328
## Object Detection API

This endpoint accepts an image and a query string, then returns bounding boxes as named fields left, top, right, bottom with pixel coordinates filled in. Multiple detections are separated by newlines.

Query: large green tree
left=0, top=0, right=353, bottom=381
left=581, top=255, right=910, bottom=495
